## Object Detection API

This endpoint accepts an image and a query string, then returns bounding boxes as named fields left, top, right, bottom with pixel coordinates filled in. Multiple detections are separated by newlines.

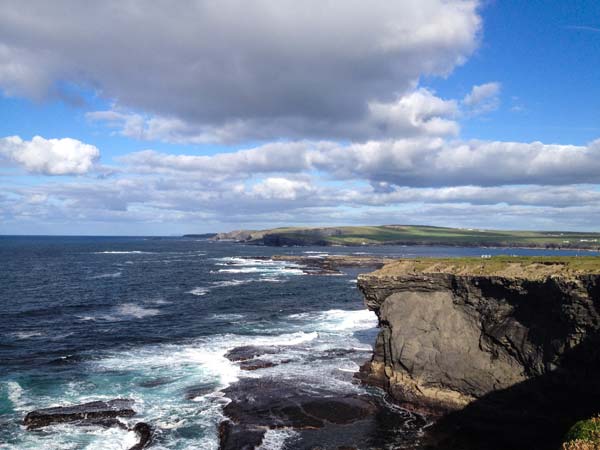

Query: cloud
left=119, top=137, right=600, bottom=188
left=88, top=88, right=460, bottom=144
left=0, top=135, right=99, bottom=175
left=0, top=0, right=480, bottom=142
left=463, top=82, right=501, bottom=115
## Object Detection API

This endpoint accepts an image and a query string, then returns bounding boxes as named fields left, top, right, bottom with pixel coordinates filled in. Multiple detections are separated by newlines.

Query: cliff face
left=357, top=260, right=600, bottom=416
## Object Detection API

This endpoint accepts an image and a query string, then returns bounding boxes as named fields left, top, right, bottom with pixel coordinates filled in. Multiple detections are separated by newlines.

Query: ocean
left=1, top=236, right=595, bottom=449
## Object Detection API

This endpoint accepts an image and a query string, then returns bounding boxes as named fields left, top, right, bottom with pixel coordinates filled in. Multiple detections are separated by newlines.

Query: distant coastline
left=188, top=225, right=600, bottom=251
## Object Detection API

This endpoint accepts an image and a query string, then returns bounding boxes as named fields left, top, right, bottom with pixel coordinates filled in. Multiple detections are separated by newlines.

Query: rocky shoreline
left=250, top=254, right=394, bottom=275
left=23, top=400, right=152, bottom=449
left=357, top=257, right=600, bottom=449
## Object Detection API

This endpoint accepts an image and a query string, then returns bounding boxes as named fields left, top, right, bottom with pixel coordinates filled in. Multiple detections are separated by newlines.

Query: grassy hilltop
left=212, top=224, right=600, bottom=250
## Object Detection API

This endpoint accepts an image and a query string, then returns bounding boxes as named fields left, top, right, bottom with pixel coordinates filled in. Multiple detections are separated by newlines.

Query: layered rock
left=357, top=257, right=600, bottom=448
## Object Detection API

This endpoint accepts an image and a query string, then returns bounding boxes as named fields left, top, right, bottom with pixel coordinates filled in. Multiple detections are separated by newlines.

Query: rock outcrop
left=24, top=399, right=152, bottom=450
left=357, top=257, right=600, bottom=449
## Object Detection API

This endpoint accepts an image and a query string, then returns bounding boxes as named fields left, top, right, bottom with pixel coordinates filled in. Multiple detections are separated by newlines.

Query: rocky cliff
left=357, top=257, right=600, bottom=449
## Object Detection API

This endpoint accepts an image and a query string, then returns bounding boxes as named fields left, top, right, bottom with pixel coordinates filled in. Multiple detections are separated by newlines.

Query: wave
left=257, top=428, right=299, bottom=450
left=78, top=303, right=160, bottom=321
left=90, top=271, right=122, bottom=279
left=187, top=287, right=209, bottom=296
left=94, top=251, right=152, bottom=254
left=115, top=304, right=160, bottom=319
left=10, top=331, right=44, bottom=339
left=287, top=308, right=377, bottom=332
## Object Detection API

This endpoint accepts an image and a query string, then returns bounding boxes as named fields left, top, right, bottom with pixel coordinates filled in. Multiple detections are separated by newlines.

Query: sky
left=1, top=0, right=600, bottom=235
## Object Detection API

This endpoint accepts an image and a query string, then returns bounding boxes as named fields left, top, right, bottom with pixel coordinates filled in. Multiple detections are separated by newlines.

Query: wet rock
left=224, top=345, right=281, bottom=362
left=219, top=377, right=426, bottom=449
left=219, top=420, right=265, bottom=450
left=239, top=359, right=276, bottom=370
left=184, top=382, right=217, bottom=400
left=23, top=399, right=136, bottom=429
left=128, top=422, right=152, bottom=450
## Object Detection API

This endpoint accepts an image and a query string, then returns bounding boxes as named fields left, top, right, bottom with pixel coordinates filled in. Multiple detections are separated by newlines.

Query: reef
left=24, top=399, right=151, bottom=450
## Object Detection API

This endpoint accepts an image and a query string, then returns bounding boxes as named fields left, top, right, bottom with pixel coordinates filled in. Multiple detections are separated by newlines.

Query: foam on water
left=1, top=423, right=139, bottom=450
left=78, top=304, right=161, bottom=321
left=10, top=331, right=44, bottom=339
left=115, top=303, right=160, bottom=319
left=94, top=251, right=152, bottom=254
left=288, top=308, right=377, bottom=332
left=90, top=271, right=122, bottom=279
left=257, top=428, right=299, bottom=450
left=186, top=287, right=209, bottom=296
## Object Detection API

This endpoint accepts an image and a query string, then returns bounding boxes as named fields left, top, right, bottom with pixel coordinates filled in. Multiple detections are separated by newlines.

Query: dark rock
left=218, top=420, right=265, bottom=450
left=219, top=377, right=426, bottom=449
left=239, top=359, right=276, bottom=370
left=184, top=382, right=217, bottom=400
left=23, top=399, right=136, bottom=429
left=224, top=345, right=280, bottom=362
left=128, top=422, right=152, bottom=450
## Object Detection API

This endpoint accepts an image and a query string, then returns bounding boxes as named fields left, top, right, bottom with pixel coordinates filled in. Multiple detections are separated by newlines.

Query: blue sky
left=1, top=0, right=600, bottom=235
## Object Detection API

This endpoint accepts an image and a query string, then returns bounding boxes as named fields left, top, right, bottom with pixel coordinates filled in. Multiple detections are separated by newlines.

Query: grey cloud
left=0, top=0, right=479, bottom=142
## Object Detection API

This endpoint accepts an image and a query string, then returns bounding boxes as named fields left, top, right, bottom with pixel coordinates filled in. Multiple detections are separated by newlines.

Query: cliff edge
left=357, top=257, right=600, bottom=449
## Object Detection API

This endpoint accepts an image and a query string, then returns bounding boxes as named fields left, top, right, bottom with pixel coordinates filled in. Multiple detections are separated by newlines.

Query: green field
left=214, top=225, right=600, bottom=249
left=370, top=256, right=600, bottom=278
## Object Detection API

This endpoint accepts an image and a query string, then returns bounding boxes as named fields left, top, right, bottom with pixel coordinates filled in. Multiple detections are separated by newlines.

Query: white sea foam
left=213, top=257, right=304, bottom=277
left=187, top=287, right=209, bottom=296
left=211, top=279, right=249, bottom=287
left=257, top=428, right=299, bottom=450
left=114, top=303, right=160, bottom=319
left=288, top=309, right=377, bottom=332
left=1, top=423, right=139, bottom=450
left=90, top=271, right=122, bottom=279
left=78, top=304, right=160, bottom=321
left=11, top=331, right=44, bottom=339
left=210, top=313, right=245, bottom=320
left=94, top=251, right=151, bottom=254
left=6, top=381, right=25, bottom=410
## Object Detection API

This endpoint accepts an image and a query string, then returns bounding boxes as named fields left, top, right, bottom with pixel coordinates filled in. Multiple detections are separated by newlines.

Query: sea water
left=0, top=236, right=595, bottom=449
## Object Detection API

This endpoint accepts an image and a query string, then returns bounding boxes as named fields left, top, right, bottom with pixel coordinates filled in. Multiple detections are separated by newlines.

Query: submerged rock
left=23, top=399, right=136, bottom=429
left=224, top=345, right=281, bottom=361
left=218, top=377, right=425, bottom=449
left=239, top=358, right=276, bottom=370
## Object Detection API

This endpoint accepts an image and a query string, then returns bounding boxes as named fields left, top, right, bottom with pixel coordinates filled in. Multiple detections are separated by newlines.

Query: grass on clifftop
left=370, top=256, right=600, bottom=279
left=562, top=417, right=600, bottom=450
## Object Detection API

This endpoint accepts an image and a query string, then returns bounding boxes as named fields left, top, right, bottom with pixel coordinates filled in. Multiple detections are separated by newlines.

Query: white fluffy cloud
left=0, top=135, right=99, bottom=175
left=120, top=137, right=600, bottom=187
left=0, top=0, right=480, bottom=142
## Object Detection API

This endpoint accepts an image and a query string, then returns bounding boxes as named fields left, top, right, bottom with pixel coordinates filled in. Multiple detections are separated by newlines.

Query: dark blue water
left=1, top=237, right=595, bottom=449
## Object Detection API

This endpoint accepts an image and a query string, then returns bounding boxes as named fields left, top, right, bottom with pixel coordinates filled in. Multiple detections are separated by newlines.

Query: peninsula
left=209, top=225, right=600, bottom=250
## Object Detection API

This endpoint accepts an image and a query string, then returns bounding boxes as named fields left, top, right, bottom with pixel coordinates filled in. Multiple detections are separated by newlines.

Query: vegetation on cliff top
left=368, top=256, right=600, bottom=279
left=212, top=225, right=600, bottom=249
left=562, top=417, right=600, bottom=450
